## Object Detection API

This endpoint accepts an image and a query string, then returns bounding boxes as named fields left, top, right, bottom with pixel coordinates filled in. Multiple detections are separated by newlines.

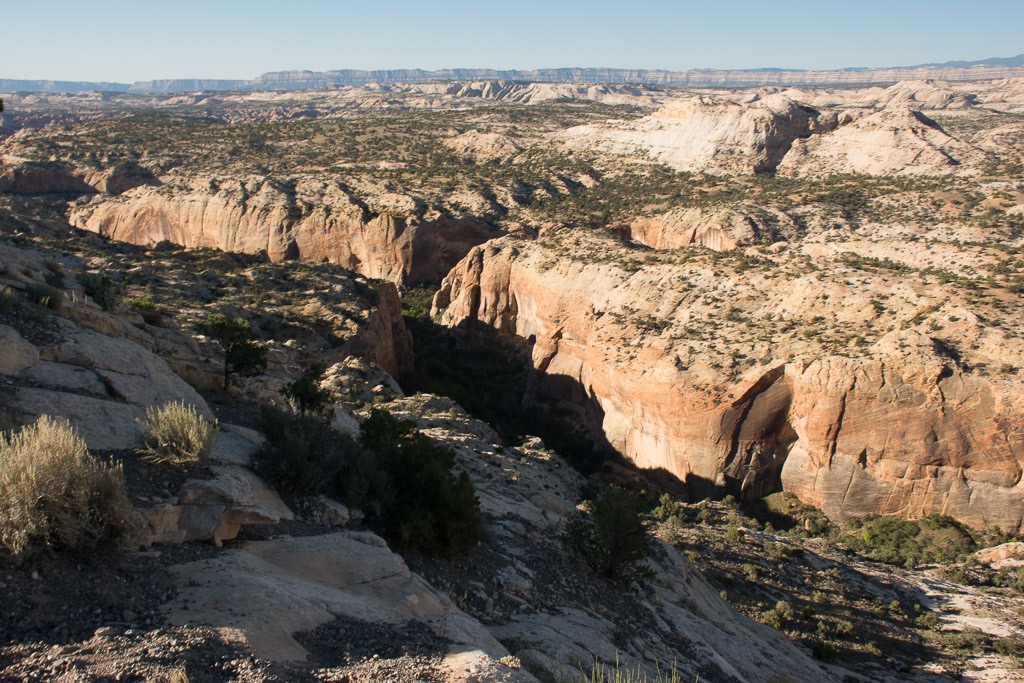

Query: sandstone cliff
left=68, top=176, right=500, bottom=285
left=433, top=233, right=1024, bottom=532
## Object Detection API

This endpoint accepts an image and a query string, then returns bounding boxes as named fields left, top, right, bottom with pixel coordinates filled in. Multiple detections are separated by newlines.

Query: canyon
left=2, top=71, right=1024, bottom=680
left=3, top=76, right=1022, bottom=532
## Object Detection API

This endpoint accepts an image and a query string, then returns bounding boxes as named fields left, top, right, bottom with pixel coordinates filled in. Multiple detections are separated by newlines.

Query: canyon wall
left=433, top=236, right=1024, bottom=532
left=69, top=177, right=499, bottom=286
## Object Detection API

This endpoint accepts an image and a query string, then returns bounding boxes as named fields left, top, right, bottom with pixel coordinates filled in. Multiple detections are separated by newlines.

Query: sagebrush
left=139, top=401, right=217, bottom=467
left=0, top=416, right=138, bottom=561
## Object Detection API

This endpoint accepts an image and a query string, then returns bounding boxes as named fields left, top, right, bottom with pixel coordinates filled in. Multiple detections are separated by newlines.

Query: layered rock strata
left=69, top=177, right=499, bottom=285
left=433, top=234, right=1024, bottom=532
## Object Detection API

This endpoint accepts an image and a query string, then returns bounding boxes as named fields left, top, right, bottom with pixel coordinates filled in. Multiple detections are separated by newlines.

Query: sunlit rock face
left=434, top=234, right=1024, bottom=532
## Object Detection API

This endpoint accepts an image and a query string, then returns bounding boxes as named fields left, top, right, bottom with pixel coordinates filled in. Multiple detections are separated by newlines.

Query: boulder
left=0, top=325, right=38, bottom=375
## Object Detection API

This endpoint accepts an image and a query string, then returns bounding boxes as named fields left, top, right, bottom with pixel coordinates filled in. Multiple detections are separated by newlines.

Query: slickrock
left=68, top=176, right=500, bottom=285
left=0, top=161, right=95, bottom=194
left=7, top=323, right=213, bottom=451
left=444, top=130, right=524, bottom=164
left=558, top=93, right=823, bottom=174
left=140, top=429, right=292, bottom=547
left=165, top=532, right=510, bottom=664
left=778, top=106, right=983, bottom=176
left=433, top=234, right=1024, bottom=532
left=385, top=392, right=838, bottom=683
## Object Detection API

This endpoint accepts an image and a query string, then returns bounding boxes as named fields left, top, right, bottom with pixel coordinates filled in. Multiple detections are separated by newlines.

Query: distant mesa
left=2, top=55, right=1024, bottom=94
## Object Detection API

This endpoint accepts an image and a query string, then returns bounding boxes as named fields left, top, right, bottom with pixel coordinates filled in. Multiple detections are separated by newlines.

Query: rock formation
left=433, top=233, right=1024, bottom=532
left=777, top=106, right=983, bottom=176
left=68, top=176, right=500, bottom=285
left=558, top=93, right=824, bottom=175
left=615, top=203, right=800, bottom=251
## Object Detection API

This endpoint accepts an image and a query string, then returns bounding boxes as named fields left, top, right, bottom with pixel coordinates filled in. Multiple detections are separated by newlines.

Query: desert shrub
left=994, top=635, right=1024, bottom=663
left=280, top=362, right=334, bottom=416
left=915, top=611, right=940, bottom=630
left=139, top=402, right=217, bottom=467
left=197, top=314, right=267, bottom=389
left=125, top=294, right=157, bottom=311
left=257, top=406, right=481, bottom=557
left=845, top=514, right=980, bottom=568
left=358, top=409, right=481, bottom=556
left=26, top=282, right=63, bottom=310
left=811, top=641, right=839, bottom=662
left=563, top=485, right=651, bottom=580
left=78, top=271, right=118, bottom=311
left=257, top=404, right=360, bottom=498
left=0, top=284, right=14, bottom=314
left=745, top=491, right=832, bottom=537
left=761, top=600, right=794, bottom=630
left=0, top=416, right=137, bottom=561
left=126, top=294, right=164, bottom=325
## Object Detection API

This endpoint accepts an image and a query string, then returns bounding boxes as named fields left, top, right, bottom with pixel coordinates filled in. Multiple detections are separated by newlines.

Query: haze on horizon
left=6, top=0, right=1023, bottom=83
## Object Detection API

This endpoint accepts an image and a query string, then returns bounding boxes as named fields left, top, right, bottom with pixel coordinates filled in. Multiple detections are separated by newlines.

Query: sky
left=5, top=0, right=1023, bottom=83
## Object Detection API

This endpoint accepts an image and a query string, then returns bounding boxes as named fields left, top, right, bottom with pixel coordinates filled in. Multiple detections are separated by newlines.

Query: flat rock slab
left=13, top=387, right=145, bottom=450
left=0, top=325, right=39, bottom=375
left=208, top=429, right=262, bottom=467
left=165, top=532, right=504, bottom=664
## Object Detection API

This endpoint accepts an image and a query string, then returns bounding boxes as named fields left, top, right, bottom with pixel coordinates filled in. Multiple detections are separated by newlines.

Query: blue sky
left=6, top=0, right=1022, bottom=82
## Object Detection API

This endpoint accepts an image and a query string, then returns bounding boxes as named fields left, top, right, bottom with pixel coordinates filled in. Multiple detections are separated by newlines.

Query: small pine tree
left=563, top=485, right=651, bottom=580
left=198, top=314, right=267, bottom=389
left=281, top=362, right=334, bottom=416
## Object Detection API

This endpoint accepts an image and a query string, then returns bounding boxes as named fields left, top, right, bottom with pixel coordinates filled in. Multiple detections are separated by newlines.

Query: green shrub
left=139, top=402, right=217, bottom=467
left=257, top=406, right=481, bottom=557
left=280, top=362, right=335, bottom=416
left=125, top=294, right=157, bottom=311
left=0, top=416, right=137, bottom=561
left=845, top=514, right=980, bottom=568
left=563, top=485, right=651, bottom=580
left=126, top=294, right=164, bottom=325
left=915, top=611, right=941, bottom=630
left=78, top=271, right=118, bottom=311
left=257, top=404, right=361, bottom=498
left=811, top=641, right=839, bottom=662
left=358, top=409, right=481, bottom=557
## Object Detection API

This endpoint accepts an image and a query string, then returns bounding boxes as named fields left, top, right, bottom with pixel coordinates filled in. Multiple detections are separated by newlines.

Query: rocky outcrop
left=350, top=282, right=415, bottom=379
left=380, top=393, right=837, bottom=683
left=444, top=130, right=524, bottom=164
left=140, top=425, right=293, bottom=546
left=4, top=322, right=213, bottom=451
left=778, top=106, right=983, bottom=176
left=616, top=203, right=800, bottom=251
left=433, top=235, right=1024, bottom=532
left=856, top=79, right=980, bottom=110
left=68, top=176, right=500, bottom=285
left=558, top=93, right=825, bottom=175
left=0, top=161, right=96, bottom=194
